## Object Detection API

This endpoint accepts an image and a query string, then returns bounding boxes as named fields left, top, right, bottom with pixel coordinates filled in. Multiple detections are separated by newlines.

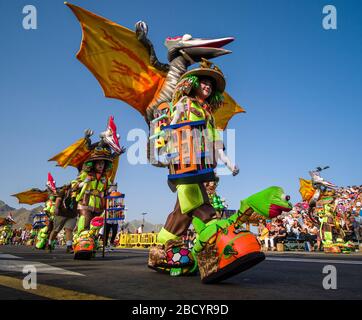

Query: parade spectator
left=274, top=225, right=287, bottom=244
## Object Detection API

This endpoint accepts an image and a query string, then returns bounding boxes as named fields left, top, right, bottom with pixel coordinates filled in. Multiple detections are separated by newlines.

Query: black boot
left=66, top=245, right=74, bottom=254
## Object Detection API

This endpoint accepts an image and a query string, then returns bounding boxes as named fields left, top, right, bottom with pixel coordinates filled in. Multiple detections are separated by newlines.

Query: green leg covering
left=192, top=210, right=247, bottom=254
left=157, top=227, right=180, bottom=245
left=77, top=215, right=86, bottom=235
left=324, top=231, right=333, bottom=242
left=192, top=216, right=232, bottom=254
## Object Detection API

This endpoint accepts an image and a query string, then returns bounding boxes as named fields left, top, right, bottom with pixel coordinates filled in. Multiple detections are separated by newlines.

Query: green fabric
left=77, top=215, right=85, bottom=234
left=192, top=216, right=231, bottom=253
left=239, top=186, right=292, bottom=218
left=324, top=231, right=333, bottom=242
left=188, top=101, right=220, bottom=143
left=73, top=171, right=110, bottom=210
left=44, top=199, right=56, bottom=216
left=170, top=267, right=182, bottom=277
left=157, top=227, right=179, bottom=245
left=177, top=184, right=204, bottom=214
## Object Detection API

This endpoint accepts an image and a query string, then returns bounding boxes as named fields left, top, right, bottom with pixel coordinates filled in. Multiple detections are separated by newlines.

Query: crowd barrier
left=117, top=233, right=158, bottom=249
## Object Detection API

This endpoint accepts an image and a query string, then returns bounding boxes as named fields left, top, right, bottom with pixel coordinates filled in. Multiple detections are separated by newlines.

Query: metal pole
left=102, top=201, right=108, bottom=258
left=142, top=212, right=148, bottom=233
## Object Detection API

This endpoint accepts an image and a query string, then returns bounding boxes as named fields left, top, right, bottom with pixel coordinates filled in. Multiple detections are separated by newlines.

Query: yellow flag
left=66, top=2, right=166, bottom=116
left=299, top=178, right=315, bottom=202
left=48, top=138, right=91, bottom=169
left=214, top=92, right=245, bottom=130
left=12, top=189, right=49, bottom=205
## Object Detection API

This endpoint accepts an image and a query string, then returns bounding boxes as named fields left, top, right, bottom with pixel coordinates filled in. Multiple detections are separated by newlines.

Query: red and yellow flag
left=66, top=2, right=166, bottom=116
left=12, top=189, right=49, bottom=205
left=48, top=137, right=91, bottom=169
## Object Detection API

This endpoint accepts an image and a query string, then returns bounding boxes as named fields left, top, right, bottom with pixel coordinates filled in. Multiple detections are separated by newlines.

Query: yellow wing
left=48, top=137, right=91, bottom=169
left=299, top=178, right=316, bottom=202
left=214, top=92, right=245, bottom=130
left=12, top=189, right=48, bottom=205
left=66, top=2, right=166, bottom=116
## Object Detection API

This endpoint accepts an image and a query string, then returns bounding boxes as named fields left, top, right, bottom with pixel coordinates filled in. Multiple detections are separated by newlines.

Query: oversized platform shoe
left=73, top=216, right=104, bottom=260
left=148, top=239, right=196, bottom=276
left=73, top=231, right=96, bottom=260
left=195, top=222, right=265, bottom=284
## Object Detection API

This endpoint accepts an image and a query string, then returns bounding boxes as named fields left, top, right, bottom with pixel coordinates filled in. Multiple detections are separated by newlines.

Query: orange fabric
left=66, top=3, right=166, bottom=116
left=48, top=137, right=91, bottom=169
left=216, top=227, right=261, bottom=269
left=12, top=189, right=49, bottom=205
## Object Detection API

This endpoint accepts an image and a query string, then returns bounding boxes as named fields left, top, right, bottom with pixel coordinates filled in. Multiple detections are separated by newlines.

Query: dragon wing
left=12, top=189, right=49, bottom=205
left=65, top=2, right=167, bottom=117
left=48, top=137, right=91, bottom=170
left=214, top=92, right=245, bottom=130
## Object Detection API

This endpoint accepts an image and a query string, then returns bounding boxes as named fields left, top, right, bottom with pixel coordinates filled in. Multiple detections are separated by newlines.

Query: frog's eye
left=281, top=194, right=291, bottom=201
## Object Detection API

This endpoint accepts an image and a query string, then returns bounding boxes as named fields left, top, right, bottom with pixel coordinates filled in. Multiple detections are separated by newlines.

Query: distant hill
left=0, top=200, right=43, bottom=228
left=0, top=200, right=15, bottom=214
left=124, top=219, right=163, bottom=233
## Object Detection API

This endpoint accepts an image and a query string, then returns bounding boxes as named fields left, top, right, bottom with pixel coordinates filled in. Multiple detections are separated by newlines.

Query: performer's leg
left=160, top=199, right=192, bottom=244
left=77, top=209, right=92, bottom=234
left=104, top=223, right=111, bottom=246
left=110, top=224, right=118, bottom=245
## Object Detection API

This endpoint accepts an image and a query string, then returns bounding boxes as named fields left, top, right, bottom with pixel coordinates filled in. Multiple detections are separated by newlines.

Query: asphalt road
left=0, top=246, right=361, bottom=300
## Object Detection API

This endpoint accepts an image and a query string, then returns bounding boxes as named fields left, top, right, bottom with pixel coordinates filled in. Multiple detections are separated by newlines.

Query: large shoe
left=196, top=223, right=265, bottom=284
left=73, top=231, right=95, bottom=260
left=148, top=239, right=196, bottom=276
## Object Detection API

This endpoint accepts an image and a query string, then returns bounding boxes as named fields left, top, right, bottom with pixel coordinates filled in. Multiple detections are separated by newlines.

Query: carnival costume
left=12, top=173, right=58, bottom=250
left=48, top=116, right=124, bottom=259
left=299, top=167, right=355, bottom=253
left=64, top=3, right=292, bottom=281
left=0, top=214, right=16, bottom=245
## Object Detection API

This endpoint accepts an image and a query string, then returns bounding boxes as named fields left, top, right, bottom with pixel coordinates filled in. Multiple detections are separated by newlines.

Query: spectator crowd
left=258, top=185, right=362, bottom=251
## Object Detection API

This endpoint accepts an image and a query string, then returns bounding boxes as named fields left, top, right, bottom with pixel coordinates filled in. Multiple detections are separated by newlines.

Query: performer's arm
left=216, top=148, right=239, bottom=176
left=170, top=97, right=188, bottom=125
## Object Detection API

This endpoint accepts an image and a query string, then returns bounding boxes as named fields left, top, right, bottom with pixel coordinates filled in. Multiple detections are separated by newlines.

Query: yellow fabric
left=299, top=178, right=316, bottom=202
left=48, top=138, right=91, bottom=169
left=187, top=101, right=221, bottom=143
left=177, top=184, right=204, bottom=214
left=259, top=227, right=269, bottom=240
left=66, top=3, right=166, bottom=116
left=213, top=92, right=245, bottom=130
left=12, top=189, right=49, bottom=205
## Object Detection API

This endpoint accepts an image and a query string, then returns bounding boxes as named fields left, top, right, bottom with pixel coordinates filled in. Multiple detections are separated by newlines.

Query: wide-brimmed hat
left=179, top=59, right=226, bottom=93
left=86, top=147, right=113, bottom=163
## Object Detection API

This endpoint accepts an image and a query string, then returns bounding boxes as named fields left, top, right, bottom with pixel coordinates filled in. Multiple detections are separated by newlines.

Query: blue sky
left=0, top=0, right=361, bottom=224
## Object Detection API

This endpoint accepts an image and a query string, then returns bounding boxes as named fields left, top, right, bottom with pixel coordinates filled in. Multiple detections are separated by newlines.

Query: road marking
left=0, top=259, right=84, bottom=276
left=266, top=257, right=362, bottom=265
left=0, top=275, right=112, bottom=300
left=0, top=253, right=21, bottom=259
